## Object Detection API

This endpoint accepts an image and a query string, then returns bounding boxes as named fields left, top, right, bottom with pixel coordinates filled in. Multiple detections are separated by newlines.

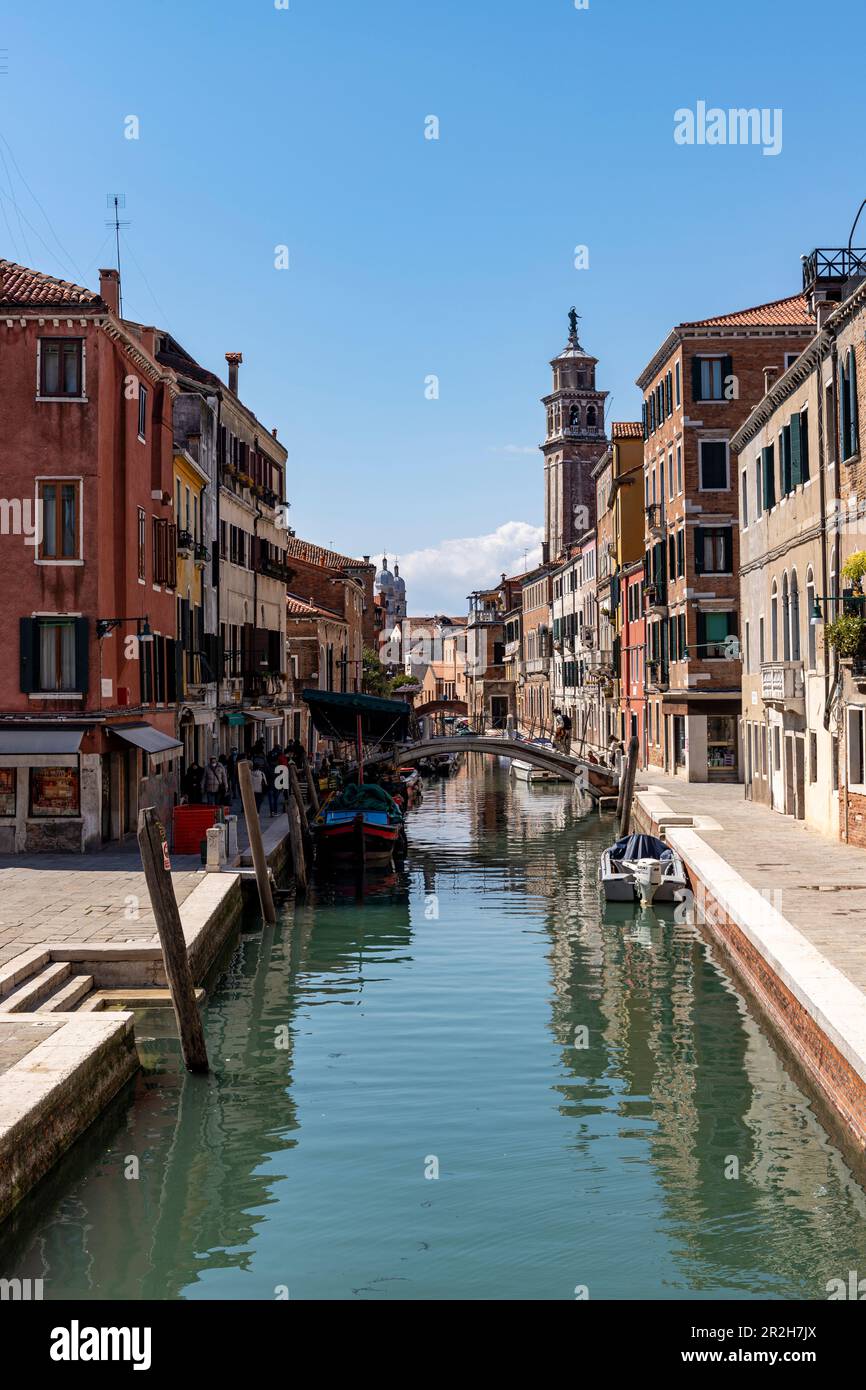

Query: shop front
left=0, top=728, right=99, bottom=853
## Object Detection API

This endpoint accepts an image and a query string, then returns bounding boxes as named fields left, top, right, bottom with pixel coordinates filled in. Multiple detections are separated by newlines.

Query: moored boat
left=510, top=759, right=568, bottom=784
left=599, top=832, right=688, bottom=904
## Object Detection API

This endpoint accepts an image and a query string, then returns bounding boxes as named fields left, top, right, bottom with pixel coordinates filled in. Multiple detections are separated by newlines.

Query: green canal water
left=4, top=758, right=866, bottom=1300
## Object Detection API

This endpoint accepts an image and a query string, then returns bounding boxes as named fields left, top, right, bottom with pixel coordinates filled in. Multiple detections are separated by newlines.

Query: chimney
left=762, top=365, right=779, bottom=395
left=225, top=352, right=243, bottom=394
left=816, top=299, right=836, bottom=331
left=271, top=427, right=278, bottom=439
left=99, top=268, right=120, bottom=315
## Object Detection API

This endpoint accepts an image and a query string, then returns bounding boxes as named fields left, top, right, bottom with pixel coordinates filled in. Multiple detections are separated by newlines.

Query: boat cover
left=302, top=688, right=410, bottom=743
left=609, top=833, right=672, bottom=863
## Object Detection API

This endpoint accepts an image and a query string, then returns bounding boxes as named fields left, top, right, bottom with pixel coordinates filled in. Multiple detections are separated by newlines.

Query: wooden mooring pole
left=137, top=807, right=209, bottom=1074
left=617, top=735, right=641, bottom=839
left=303, top=754, right=320, bottom=817
left=285, top=763, right=309, bottom=896
left=238, top=759, right=277, bottom=925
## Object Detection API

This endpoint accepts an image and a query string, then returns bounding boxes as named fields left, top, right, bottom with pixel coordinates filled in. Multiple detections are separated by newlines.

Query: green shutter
left=74, top=618, right=89, bottom=695
left=850, top=348, right=859, bottom=455
left=839, top=356, right=849, bottom=459
left=691, top=357, right=703, bottom=402
left=20, top=617, right=35, bottom=692
left=790, top=412, right=802, bottom=487
left=762, top=446, right=775, bottom=509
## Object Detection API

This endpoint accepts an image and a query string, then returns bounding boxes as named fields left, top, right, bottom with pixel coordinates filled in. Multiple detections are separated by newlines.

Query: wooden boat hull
left=316, top=811, right=404, bottom=866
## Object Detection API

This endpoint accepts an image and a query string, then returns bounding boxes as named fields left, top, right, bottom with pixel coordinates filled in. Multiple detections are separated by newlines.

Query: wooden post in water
left=287, top=762, right=313, bottom=860
left=617, top=736, right=641, bottom=839
left=303, top=754, right=320, bottom=816
left=286, top=795, right=308, bottom=896
left=137, top=807, right=209, bottom=1073
left=238, top=759, right=277, bottom=925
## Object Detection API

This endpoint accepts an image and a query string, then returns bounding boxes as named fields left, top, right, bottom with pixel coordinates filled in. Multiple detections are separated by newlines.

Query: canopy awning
left=224, top=711, right=246, bottom=726
left=107, top=722, right=183, bottom=754
left=0, top=729, right=84, bottom=755
left=248, top=711, right=283, bottom=727
left=180, top=707, right=215, bottom=726
left=302, top=689, right=410, bottom=744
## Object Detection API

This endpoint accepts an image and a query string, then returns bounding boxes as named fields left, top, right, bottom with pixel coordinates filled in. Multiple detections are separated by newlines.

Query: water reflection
left=2, top=761, right=866, bottom=1300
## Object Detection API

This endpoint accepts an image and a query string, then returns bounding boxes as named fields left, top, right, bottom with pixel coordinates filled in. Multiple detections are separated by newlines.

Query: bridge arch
left=413, top=698, right=469, bottom=719
left=393, top=736, right=618, bottom=793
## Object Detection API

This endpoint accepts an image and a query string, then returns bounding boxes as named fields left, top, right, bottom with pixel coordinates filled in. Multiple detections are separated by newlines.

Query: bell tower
left=540, top=308, right=608, bottom=561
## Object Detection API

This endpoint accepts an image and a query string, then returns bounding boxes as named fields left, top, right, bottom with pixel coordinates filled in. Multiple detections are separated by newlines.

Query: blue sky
left=1, top=0, right=864, bottom=611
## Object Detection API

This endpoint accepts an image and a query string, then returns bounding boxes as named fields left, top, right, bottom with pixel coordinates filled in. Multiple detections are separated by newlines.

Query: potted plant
left=825, top=612, right=866, bottom=660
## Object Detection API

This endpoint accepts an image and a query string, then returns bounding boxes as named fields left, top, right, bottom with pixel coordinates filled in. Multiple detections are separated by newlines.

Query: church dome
left=393, top=563, right=406, bottom=596
left=375, top=556, right=395, bottom=593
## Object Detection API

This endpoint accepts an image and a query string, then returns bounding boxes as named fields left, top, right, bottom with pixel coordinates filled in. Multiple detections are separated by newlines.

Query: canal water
left=4, top=758, right=866, bottom=1300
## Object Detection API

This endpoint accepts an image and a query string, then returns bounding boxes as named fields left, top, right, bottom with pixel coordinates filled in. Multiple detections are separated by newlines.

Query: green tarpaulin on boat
left=302, top=688, right=411, bottom=744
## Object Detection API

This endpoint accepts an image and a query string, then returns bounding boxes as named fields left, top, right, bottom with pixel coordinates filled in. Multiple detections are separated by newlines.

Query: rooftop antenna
left=104, top=194, right=129, bottom=315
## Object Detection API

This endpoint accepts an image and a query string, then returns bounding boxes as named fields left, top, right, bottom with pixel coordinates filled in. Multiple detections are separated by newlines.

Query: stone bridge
left=388, top=736, right=619, bottom=794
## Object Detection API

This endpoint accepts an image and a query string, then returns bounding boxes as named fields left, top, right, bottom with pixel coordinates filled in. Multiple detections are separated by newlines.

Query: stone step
left=89, top=986, right=206, bottom=1008
left=0, top=947, right=51, bottom=999
left=37, top=974, right=95, bottom=1013
left=0, top=961, right=72, bottom=1013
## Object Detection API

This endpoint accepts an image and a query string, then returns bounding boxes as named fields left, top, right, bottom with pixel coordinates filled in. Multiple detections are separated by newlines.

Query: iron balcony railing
left=802, top=247, right=866, bottom=292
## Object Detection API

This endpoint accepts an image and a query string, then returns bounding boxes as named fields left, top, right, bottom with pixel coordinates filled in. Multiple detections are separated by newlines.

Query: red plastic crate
left=172, top=804, right=217, bottom=854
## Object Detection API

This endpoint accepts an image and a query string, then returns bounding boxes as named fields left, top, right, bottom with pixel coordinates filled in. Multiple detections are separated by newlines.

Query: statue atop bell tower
left=540, top=308, right=608, bottom=561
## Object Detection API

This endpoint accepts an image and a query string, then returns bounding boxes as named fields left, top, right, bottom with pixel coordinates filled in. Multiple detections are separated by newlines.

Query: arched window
left=771, top=579, right=779, bottom=661
left=586, top=405, right=597, bottom=428
left=806, top=567, right=817, bottom=670
left=569, top=405, right=581, bottom=430
left=790, top=570, right=801, bottom=662
left=782, top=573, right=790, bottom=661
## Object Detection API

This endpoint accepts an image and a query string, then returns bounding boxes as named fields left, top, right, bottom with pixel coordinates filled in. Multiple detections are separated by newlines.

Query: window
left=848, top=707, right=866, bottom=786
left=19, top=616, right=88, bottom=693
left=799, top=409, right=810, bottom=482
left=137, top=507, right=146, bottom=580
left=780, top=425, right=792, bottom=495
left=744, top=620, right=750, bottom=674
left=668, top=451, right=674, bottom=498
left=39, top=338, right=83, bottom=398
left=784, top=352, right=799, bottom=371
left=37, top=479, right=81, bottom=561
left=152, top=518, right=177, bottom=587
left=790, top=571, right=801, bottom=662
left=0, top=768, right=15, bottom=817
left=676, top=528, right=684, bottom=578
left=675, top=361, right=681, bottom=407
left=694, top=525, right=733, bottom=575
left=806, top=569, right=817, bottom=670
left=759, top=615, right=765, bottom=664
left=771, top=580, right=778, bottom=660
left=30, top=767, right=80, bottom=818
left=692, top=355, right=731, bottom=402
left=699, top=440, right=728, bottom=490
left=138, top=384, right=148, bottom=440
left=839, top=346, right=860, bottom=462
left=809, top=732, right=818, bottom=784
left=762, top=443, right=776, bottom=509
left=699, top=610, right=737, bottom=658
left=676, top=444, right=682, bottom=494
left=755, top=456, right=763, bottom=519
left=741, top=470, right=748, bottom=527
left=825, top=383, right=836, bottom=466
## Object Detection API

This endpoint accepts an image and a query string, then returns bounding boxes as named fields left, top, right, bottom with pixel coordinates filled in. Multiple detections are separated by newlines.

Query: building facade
left=637, top=293, right=814, bottom=781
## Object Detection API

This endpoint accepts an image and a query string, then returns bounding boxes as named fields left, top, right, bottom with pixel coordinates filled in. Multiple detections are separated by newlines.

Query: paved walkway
left=0, top=798, right=290, bottom=968
left=635, top=774, right=866, bottom=998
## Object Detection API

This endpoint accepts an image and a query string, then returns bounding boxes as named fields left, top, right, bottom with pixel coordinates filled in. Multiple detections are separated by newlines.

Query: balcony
left=761, top=660, right=805, bottom=709
left=644, top=583, right=668, bottom=616
left=468, top=609, right=501, bottom=625
left=646, top=659, right=670, bottom=692
left=645, top=503, right=664, bottom=540
left=524, top=656, right=549, bottom=675
left=177, top=529, right=193, bottom=556
left=194, top=541, right=210, bottom=567
left=257, top=556, right=295, bottom=583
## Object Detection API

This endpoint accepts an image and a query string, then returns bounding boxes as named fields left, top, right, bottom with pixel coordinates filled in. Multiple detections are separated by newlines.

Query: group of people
left=552, top=707, right=573, bottom=750
left=180, top=739, right=308, bottom=816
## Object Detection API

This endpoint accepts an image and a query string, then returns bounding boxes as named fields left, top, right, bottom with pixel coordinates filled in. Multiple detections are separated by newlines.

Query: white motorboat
left=599, top=833, right=688, bottom=904
left=510, top=759, right=568, bottom=784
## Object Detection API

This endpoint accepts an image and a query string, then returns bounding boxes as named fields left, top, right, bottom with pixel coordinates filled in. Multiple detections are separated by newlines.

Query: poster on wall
left=30, top=766, right=80, bottom=817
left=0, top=768, right=15, bottom=817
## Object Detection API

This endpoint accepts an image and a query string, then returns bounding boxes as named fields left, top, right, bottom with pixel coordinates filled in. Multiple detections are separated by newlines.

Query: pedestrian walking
left=203, top=756, right=229, bottom=806
left=249, top=762, right=267, bottom=813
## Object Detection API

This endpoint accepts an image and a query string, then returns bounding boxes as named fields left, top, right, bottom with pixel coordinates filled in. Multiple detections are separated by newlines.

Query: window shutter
left=726, top=612, right=738, bottom=638
left=20, top=617, right=35, bottom=692
left=723, top=527, right=733, bottom=573
left=666, top=372, right=672, bottom=416
left=679, top=612, right=686, bottom=655
left=642, top=403, right=647, bottom=439
left=74, top=618, right=89, bottom=694
left=850, top=348, right=859, bottom=455
left=790, top=412, right=802, bottom=486
left=677, top=528, right=684, bottom=577
left=762, top=446, right=773, bottom=509
left=839, top=356, right=848, bottom=459
left=697, top=611, right=706, bottom=649
left=691, top=357, right=702, bottom=402
left=694, top=527, right=704, bottom=574
left=721, top=355, right=733, bottom=397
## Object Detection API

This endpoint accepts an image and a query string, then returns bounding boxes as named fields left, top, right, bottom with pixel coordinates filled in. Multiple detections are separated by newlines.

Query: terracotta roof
left=0, top=258, right=98, bottom=307
left=286, top=593, right=343, bottom=621
left=611, top=421, right=642, bottom=439
left=681, top=293, right=813, bottom=330
left=286, top=536, right=370, bottom=571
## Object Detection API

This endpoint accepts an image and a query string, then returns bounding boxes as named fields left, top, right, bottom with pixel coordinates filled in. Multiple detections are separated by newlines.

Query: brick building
left=0, top=260, right=183, bottom=851
left=637, top=293, right=814, bottom=781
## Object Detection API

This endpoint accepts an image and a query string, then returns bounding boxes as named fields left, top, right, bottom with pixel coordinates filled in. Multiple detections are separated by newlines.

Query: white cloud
left=394, top=521, right=543, bottom=615
left=492, top=444, right=537, bottom=455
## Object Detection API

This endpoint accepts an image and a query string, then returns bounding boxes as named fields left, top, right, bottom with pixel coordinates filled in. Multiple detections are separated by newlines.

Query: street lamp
left=96, top=615, right=154, bottom=642
left=810, top=593, right=865, bottom=625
